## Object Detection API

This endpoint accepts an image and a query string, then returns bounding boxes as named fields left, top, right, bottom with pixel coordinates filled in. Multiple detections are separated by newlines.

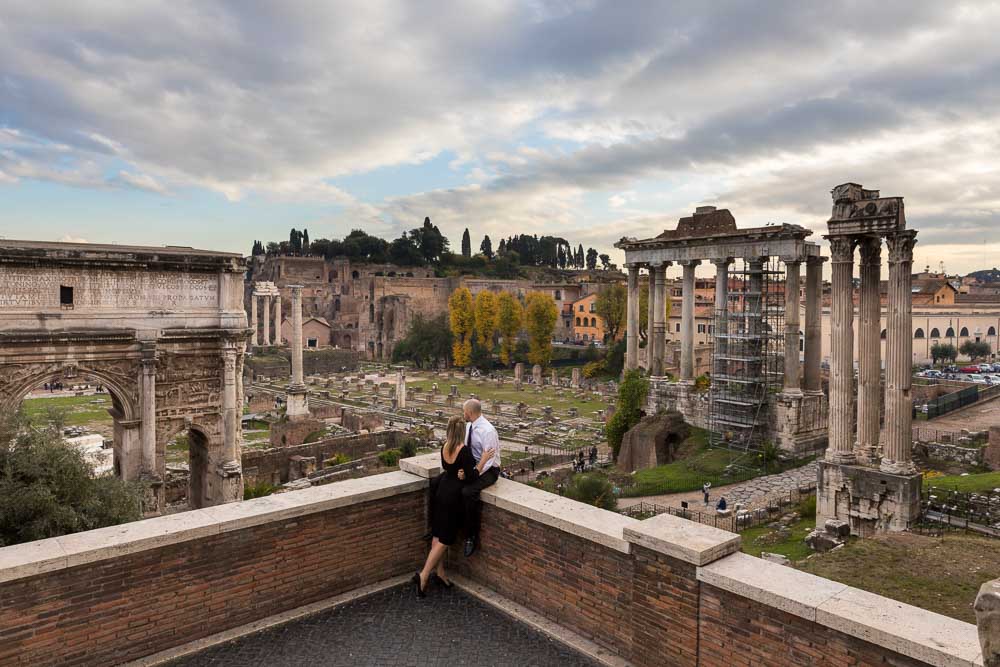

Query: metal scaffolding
left=708, top=257, right=786, bottom=451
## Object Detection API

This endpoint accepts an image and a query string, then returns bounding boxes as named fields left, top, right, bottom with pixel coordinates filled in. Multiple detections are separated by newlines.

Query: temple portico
left=616, top=206, right=826, bottom=455
left=817, top=183, right=922, bottom=536
left=249, top=281, right=283, bottom=347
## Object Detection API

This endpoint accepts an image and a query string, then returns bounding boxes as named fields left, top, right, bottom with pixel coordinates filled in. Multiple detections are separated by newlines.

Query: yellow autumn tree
left=448, top=287, right=474, bottom=367
left=474, top=290, right=499, bottom=348
left=496, top=291, right=523, bottom=366
left=524, top=291, right=558, bottom=367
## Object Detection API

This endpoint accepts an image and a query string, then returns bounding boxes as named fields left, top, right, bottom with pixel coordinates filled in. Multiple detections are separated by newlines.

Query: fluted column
left=139, top=341, right=157, bottom=477
left=250, top=295, right=259, bottom=346
left=652, top=262, right=670, bottom=376
left=274, top=293, right=283, bottom=346
left=262, top=295, right=272, bottom=345
left=882, top=231, right=918, bottom=475
left=712, top=258, right=731, bottom=379
left=856, top=237, right=882, bottom=464
left=804, top=256, right=824, bottom=393
left=783, top=259, right=803, bottom=394
left=679, top=260, right=700, bottom=380
left=626, top=263, right=640, bottom=370
left=290, top=286, right=304, bottom=387
left=222, top=346, right=239, bottom=462
left=826, top=236, right=857, bottom=464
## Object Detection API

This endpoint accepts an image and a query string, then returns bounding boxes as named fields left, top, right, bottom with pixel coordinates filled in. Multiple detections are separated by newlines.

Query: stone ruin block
left=532, top=364, right=543, bottom=385
left=288, top=455, right=317, bottom=481
left=450, top=384, right=458, bottom=396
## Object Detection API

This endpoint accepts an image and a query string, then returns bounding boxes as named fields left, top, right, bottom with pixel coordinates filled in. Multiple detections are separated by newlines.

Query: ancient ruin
left=816, top=183, right=922, bottom=535
left=0, top=240, right=249, bottom=513
left=250, top=281, right=282, bottom=346
left=616, top=206, right=827, bottom=454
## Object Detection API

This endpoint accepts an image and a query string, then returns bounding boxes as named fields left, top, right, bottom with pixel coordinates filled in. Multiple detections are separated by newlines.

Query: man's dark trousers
left=462, top=467, right=500, bottom=540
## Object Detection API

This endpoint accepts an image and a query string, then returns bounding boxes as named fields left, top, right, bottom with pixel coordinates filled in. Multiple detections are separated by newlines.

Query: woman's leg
left=419, top=538, right=448, bottom=589
left=436, top=555, right=451, bottom=584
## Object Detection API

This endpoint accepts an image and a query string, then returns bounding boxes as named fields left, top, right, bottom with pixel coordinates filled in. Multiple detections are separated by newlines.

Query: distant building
left=281, top=316, right=331, bottom=349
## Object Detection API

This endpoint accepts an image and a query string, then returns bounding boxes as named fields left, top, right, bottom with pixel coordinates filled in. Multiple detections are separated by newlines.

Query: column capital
left=857, top=235, right=882, bottom=265
left=648, top=261, right=672, bottom=270
left=886, top=230, right=918, bottom=264
left=288, top=283, right=304, bottom=294
left=710, top=257, right=733, bottom=267
left=624, top=262, right=641, bottom=271
left=826, top=235, right=856, bottom=263
left=677, top=259, right=701, bottom=268
left=806, top=254, right=828, bottom=267
left=778, top=256, right=803, bottom=266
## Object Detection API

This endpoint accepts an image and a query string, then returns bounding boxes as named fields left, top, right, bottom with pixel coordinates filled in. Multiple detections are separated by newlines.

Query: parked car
left=978, top=364, right=994, bottom=372
left=959, top=366, right=981, bottom=374
left=968, top=374, right=988, bottom=384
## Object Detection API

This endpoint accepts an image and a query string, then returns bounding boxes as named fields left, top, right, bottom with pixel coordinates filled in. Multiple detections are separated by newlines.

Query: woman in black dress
left=414, top=416, right=494, bottom=597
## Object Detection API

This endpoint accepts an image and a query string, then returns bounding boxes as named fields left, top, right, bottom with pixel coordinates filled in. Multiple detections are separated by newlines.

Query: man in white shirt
left=461, top=398, right=501, bottom=557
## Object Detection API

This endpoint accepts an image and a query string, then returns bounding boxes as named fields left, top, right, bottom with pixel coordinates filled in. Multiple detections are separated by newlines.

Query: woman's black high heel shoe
left=412, top=572, right=427, bottom=598
left=433, top=573, right=454, bottom=589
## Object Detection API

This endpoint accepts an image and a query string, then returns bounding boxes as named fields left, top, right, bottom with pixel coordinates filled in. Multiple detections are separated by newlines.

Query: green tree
left=461, top=228, right=472, bottom=258
left=931, top=342, right=958, bottom=365
left=480, top=235, right=493, bottom=259
left=474, top=290, right=499, bottom=348
left=586, top=247, right=598, bottom=270
left=564, top=473, right=617, bottom=511
left=960, top=340, right=991, bottom=362
left=605, top=369, right=649, bottom=460
left=392, top=314, right=453, bottom=368
left=524, top=292, right=558, bottom=367
left=0, top=412, right=143, bottom=547
left=497, top=291, right=524, bottom=366
left=448, top=287, right=475, bottom=367
left=594, top=283, right=627, bottom=342
left=413, top=217, right=449, bottom=264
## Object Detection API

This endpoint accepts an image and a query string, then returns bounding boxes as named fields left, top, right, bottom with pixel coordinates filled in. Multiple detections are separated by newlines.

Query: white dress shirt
left=466, top=415, right=501, bottom=472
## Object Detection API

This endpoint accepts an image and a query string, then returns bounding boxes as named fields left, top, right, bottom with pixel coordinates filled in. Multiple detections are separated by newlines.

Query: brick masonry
left=243, top=430, right=401, bottom=485
left=0, top=491, right=425, bottom=667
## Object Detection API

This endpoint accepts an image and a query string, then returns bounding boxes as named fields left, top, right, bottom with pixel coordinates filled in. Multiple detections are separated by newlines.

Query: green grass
left=619, top=428, right=812, bottom=497
left=740, top=517, right=816, bottom=560
left=924, top=471, right=1000, bottom=493
left=23, top=394, right=113, bottom=427
left=406, top=378, right=607, bottom=415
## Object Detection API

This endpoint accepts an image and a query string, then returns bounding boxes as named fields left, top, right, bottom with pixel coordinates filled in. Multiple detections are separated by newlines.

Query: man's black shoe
left=463, top=538, right=477, bottom=557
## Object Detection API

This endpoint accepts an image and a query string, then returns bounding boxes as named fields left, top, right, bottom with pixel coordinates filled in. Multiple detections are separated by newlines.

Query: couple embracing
left=413, top=398, right=500, bottom=597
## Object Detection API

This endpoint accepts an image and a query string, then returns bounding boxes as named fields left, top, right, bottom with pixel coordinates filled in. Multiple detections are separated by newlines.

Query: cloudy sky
left=2, top=1, right=1000, bottom=275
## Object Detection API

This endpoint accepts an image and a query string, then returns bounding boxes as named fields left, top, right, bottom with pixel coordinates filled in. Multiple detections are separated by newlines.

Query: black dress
left=432, top=445, right=479, bottom=546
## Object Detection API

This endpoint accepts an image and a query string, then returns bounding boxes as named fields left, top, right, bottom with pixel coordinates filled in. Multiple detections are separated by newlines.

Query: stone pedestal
left=285, top=386, right=310, bottom=420
left=772, top=391, right=828, bottom=455
left=816, top=461, right=922, bottom=537
left=571, top=367, right=581, bottom=388
left=532, top=364, right=543, bottom=385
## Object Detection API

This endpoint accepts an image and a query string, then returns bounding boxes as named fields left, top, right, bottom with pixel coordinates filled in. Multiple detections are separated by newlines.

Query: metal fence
left=925, top=385, right=979, bottom=419
left=921, top=486, right=1000, bottom=539
left=618, top=483, right=817, bottom=534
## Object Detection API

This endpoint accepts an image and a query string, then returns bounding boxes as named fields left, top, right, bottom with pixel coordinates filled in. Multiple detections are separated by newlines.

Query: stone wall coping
left=623, top=511, right=741, bottom=565
left=0, top=471, right=426, bottom=585
left=399, top=452, right=442, bottom=478
left=480, top=478, right=638, bottom=553
left=700, top=553, right=983, bottom=667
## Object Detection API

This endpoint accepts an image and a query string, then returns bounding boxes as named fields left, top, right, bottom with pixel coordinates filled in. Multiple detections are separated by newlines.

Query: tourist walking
left=414, top=416, right=494, bottom=598
left=702, top=481, right=711, bottom=506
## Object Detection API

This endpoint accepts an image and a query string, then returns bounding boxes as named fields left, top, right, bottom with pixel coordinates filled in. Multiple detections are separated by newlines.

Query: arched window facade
left=914, top=328, right=925, bottom=339
left=990, top=326, right=997, bottom=336
left=591, top=317, right=597, bottom=327
left=930, top=328, right=940, bottom=338
left=555, top=290, right=562, bottom=300
left=880, top=329, right=887, bottom=340
left=351, top=270, right=359, bottom=279
left=576, top=317, right=581, bottom=326
left=960, top=327, right=970, bottom=337
left=946, top=327, right=955, bottom=337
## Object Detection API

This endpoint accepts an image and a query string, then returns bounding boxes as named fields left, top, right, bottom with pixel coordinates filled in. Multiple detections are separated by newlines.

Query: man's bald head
left=463, top=398, right=482, bottom=421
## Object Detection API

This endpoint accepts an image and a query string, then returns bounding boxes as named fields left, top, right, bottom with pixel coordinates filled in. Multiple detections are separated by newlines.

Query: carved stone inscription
left=0, top=268, right=219, bottom=310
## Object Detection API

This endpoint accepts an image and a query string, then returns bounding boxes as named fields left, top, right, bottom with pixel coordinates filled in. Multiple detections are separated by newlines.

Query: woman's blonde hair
left=444, top=416, right=465, bottom=457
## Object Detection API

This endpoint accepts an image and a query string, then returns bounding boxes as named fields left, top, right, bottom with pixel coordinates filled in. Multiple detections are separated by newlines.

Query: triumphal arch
left=0, top=240, right=249, bottom=514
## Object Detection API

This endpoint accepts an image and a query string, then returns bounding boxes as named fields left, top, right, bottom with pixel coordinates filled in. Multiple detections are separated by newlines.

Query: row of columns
left=826, top=231, right=918, bottom=474
left=624, top=256, right=824, bottom=391
left=250, top=290, right=283, bottom=347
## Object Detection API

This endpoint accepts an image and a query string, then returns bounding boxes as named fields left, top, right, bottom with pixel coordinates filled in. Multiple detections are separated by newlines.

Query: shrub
left=378, top=449, right=402, bottom=467
left=399, top=437, right=418, bottom=458
left=303, top=429, right=326, bottom=444
left=694, top=374, right=711, bottom=392
left=0, top=412, right=143, bottom=546
left=797, top=494, right=817, bottom=519
left=606, top=369, right=649, bottom=459
left=564, top=473, right=617, bottom=511
left=323, top=453, right=351, bottom=467
left=582, top=360, right=605, bottom=378
left=244, top=481, right=279, bottom=500
left=760, top=440, right=781, bottom=472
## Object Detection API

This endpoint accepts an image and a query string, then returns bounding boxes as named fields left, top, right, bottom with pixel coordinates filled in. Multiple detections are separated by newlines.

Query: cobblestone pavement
left=618, top=461, right=818, bottom=512
left=167, top=583, right=601, bottom=667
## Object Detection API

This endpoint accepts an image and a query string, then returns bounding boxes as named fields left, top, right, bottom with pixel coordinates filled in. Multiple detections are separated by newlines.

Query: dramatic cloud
left=1, top=1, right=999, bottom=270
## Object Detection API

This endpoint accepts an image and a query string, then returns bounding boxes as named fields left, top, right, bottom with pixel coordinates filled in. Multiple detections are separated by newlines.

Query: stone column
left=250, top=295, right=259, bottom=346
left=139, top=341, right=157, bottom=477
left=712, top=258, right=731, bottom=379
left=396, top=369, right=407, bottom=410
left=625, top=263, right=640, bottom=370
left=262, top=295, right=272, bottom=346
left=274, top=293, right=283, bottom=346
left=286, top=285, right=310, bottom=419
left=652, top=262, right=671, bottom=376
left=856, top=237, right=882, bottom=464
left=882, top=231, right=918, bottom=475
left=782, top=259, right=802, bottom=394
left=679, top=260, right=700, bottom=380
left=827, top=236, right=856, bottom=464
left=646, top=269, right=656, bottom=370
left=222, top=346, right=239, bottom=462
left=803, top=256, right=824, bottom=393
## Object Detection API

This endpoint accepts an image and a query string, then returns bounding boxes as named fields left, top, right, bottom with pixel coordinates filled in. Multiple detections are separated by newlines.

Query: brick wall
left=698, top=585, right=927, bottom=667
left=630, top=545, right=701, bottom=666
left=0, top=487, right=425, bottom=667
left=244, top=430, right=401, bottom=484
